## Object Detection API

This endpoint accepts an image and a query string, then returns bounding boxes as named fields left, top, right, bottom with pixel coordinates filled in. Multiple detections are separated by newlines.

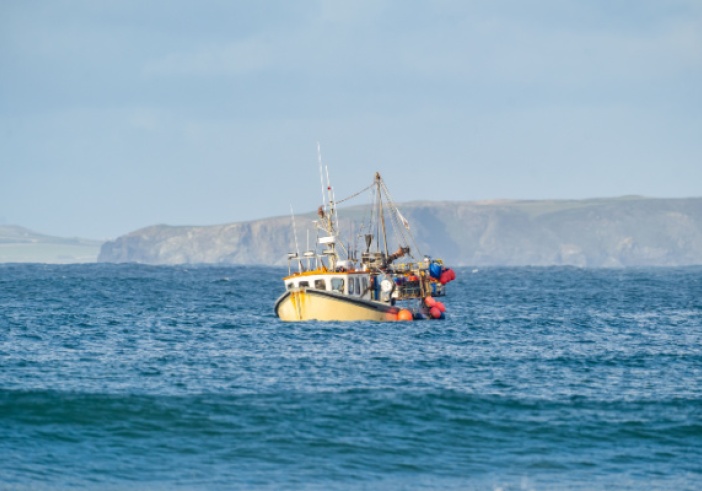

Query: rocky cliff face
left=98, top=216, right=297, bottom=265
left=98, top=197, right=702, bottom=267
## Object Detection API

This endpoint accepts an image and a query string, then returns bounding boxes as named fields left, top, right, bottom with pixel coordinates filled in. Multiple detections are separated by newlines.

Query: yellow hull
left=274, top=288, right=400, bottom=322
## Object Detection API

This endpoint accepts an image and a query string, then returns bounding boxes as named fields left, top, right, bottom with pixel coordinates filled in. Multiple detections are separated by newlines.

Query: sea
left=0, top=263, right=701, bottom=490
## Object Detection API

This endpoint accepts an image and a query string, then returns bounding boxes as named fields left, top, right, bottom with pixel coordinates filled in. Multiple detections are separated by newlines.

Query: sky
left=1, top=0, right=701, bottom=239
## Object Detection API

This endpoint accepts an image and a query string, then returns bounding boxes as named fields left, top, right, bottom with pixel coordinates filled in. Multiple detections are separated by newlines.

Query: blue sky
left=1, top=0, right=700, bottom=239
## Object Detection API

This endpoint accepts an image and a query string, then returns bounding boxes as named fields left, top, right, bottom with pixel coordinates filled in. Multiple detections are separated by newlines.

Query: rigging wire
left=309, top=172, right=423, bottom=262
left=379, top=179, right=423, bottom=259
left=335, top=182, right=375, bottom=205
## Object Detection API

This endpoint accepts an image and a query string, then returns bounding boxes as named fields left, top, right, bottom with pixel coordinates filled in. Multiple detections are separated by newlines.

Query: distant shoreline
left=0, top=225, right=102, bottom=264
left=6, top=196, right=702, bottom=267
left=98, top=196, right=702, bottom=268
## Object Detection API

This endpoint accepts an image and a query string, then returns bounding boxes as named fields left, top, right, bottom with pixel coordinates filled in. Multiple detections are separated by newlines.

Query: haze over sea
left=1, top=264, right=701, bottom=490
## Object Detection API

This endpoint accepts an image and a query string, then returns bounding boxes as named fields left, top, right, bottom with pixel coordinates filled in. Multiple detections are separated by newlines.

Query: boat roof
left=284, top=268, right=369, bottom=281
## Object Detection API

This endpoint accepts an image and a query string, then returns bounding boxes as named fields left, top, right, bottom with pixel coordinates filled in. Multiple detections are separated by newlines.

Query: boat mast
left=289, top=205, right=303, bottom=273
left=316, top=144, right=339, bottom=270
left=317, top=143, right=327, bottom=216
left=376, top=172, right=390, bottom=261
left=317, top=144, right=336, bottom=236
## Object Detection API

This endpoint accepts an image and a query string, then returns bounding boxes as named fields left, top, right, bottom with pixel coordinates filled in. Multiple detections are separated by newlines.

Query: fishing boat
left=274, top=159, right=455, bottom=322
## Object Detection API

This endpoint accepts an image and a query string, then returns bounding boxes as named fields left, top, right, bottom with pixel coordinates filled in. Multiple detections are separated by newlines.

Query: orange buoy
left=435, top=301, right=446, bottom=313
left=424, top=296, right=436, bottom=308
left=429, top=306, right=442, bottom=319
left=398, top=309, right=413, bottom=321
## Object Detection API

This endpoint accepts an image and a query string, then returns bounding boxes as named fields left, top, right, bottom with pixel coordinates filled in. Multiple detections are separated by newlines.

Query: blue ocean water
left=1, top=264, right=701, bottom=490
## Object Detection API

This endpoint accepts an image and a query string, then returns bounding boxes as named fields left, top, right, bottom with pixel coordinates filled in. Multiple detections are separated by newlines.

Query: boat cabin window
left=354, top=277, right=361, bottom=296
left=299, top=281, right=309, bottom=288
left=286, top=282, right=293, bottom=289
left=361, top=277, right=368, bottom=295
left=331, top=278, right=345, bottom=293
left=349, top=278, right=355, bottom=294
left=314, top=279, right=326, bottom=290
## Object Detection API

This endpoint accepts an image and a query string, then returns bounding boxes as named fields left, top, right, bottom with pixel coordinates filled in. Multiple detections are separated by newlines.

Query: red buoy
left=435, top=301, right=446, bottom=313
left=439, top=268, right=456, bottom=285
left=429, top=306, right=442, bottom=319
left=424, top=296, right=436, bottom=308
left=398, top=309, right=413, bottom=321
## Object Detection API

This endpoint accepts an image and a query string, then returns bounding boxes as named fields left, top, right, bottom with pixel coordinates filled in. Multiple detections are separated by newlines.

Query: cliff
left=98, top=197, right=702, bottom=267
